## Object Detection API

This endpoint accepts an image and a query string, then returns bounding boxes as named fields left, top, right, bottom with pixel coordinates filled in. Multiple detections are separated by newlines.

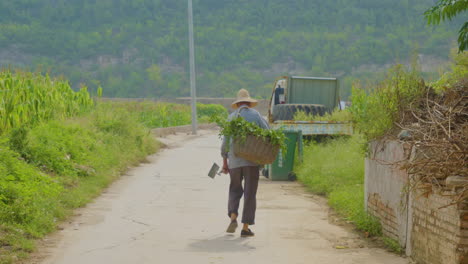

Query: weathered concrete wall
left=366, top=140, right=468, bottom=264
left=365, top=141, right=411, bottom=248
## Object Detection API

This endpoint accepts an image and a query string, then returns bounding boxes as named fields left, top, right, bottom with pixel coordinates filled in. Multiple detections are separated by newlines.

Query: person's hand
left=222, top=158, right=229, bottom=174
left=222, top=164, right=229, bottom=174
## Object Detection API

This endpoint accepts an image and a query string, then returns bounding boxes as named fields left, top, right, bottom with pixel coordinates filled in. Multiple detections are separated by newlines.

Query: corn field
left=0, top=70, right=94, bottom=134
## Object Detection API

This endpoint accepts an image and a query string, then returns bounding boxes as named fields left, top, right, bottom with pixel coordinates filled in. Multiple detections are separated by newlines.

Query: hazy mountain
left=0, top=0, right=461, bottom=98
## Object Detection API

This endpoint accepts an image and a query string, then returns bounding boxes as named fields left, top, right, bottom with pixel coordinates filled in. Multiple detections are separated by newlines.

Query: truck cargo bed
left=271, top=120, right=353, bottom=136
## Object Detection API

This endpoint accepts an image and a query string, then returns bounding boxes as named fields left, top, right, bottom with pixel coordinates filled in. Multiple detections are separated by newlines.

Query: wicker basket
left=233, top=135, right=280, bottom=165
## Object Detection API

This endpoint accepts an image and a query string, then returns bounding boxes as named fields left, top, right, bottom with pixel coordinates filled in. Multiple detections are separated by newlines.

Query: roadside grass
left=382, top=237, right=404, bottom=254
left=0, top=104, right=158, bottom=263
left=296, top=135, right=382, bottom=237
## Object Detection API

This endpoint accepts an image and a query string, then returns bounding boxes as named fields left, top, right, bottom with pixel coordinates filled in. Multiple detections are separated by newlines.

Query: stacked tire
left=272, top=104, right=327, bottom=121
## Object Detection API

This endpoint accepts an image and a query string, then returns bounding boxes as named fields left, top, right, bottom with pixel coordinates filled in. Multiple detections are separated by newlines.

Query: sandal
left=241, top=228, right=255, bottom=237
left=226, top=220, right=238, bottom=233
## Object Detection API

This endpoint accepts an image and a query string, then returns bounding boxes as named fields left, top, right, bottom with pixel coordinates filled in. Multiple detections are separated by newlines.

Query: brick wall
left=365, top=140, right=468, bottom=263
left=367, top=193, right=400, bottom=241
left=411, top=190, right=467, bottom=264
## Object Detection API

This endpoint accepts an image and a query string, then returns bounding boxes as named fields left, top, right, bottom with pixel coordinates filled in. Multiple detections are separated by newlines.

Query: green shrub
left=0, top=144, right=63, bottom=237
left=197, top=103, right=228, bottom=122
left=432, top=50, right=468, bottom=91
left=349, top=65, right=425, bottom=140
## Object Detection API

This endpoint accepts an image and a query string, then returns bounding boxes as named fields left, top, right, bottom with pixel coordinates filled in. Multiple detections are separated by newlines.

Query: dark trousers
left=228, top=166, right=259, bottom=225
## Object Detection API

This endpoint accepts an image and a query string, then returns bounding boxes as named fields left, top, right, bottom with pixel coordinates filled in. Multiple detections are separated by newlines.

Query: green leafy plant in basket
left=215, top=116, right=287, bottom=164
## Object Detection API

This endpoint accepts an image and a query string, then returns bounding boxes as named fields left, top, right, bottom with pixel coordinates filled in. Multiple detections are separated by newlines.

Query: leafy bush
left=432, top=50, right=468, bottom=91
left=197, top=103, right=228, bottom=123
left=349, top=65, right=425, bottom=140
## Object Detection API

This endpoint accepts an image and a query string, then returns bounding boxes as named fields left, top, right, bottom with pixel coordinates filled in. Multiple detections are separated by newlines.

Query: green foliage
left=425, top=0, right=467, bottom=51
left=0, top=1, right=461, bottom=98
left=100, top=101, right=191, bottom=129
left=196, top=103, right=228, bottom=123
left=216, top=116, right=286, bottom=153
left=293, top=109, right=352, bottom=122
left=349, top=65, right=425, bottom=140
left=98, top=101, right=227, bottom=128
left=432, top=50, right=468, bottom=90
left=0, top=106, right=158, bottom=262
left=0, top=70, right=93, bottom=134
left=0, top=144, right=63, bottom=237
left=383, top=237, right=404, bottom=254
left=296, top=135, right=381, bottom=236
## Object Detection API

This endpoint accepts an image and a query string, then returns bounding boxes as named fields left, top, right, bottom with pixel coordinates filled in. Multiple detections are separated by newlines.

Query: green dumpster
left=267, top=130, right=302, bottom=181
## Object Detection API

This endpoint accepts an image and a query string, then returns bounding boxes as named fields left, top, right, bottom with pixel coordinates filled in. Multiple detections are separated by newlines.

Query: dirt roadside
left=27, top=131, right=409, bottom=264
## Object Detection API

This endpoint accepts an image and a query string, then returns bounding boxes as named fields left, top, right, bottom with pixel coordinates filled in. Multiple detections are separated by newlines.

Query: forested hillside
left=0, top=0, right=463, bottom=98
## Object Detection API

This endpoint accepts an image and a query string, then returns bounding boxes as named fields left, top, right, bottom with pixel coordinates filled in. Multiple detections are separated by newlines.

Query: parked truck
left=264, top=76, right=353, bottom=181
left=268, top=76, right=352, bottom=135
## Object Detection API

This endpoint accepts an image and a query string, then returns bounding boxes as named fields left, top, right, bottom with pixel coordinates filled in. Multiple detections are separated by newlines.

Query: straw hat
left=231, top=89, right=258, bottom=109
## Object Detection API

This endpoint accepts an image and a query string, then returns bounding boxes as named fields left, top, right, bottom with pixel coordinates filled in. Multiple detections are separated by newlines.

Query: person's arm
left=256, top=112, right=270, bottom=129
left=221, top=137, right=230, bottom=174
left=221, top=133, right=230, bottom=174
left=222, top=157, right=229, bottom=174
left=220, top=112, right=233, bottom=173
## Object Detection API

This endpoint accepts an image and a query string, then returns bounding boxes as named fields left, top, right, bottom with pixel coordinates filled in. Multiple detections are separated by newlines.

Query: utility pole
left=188, top=0, right=198, bottom=134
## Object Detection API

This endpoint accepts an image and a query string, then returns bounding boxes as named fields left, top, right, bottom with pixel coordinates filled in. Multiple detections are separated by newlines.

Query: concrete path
left=32, top=132, right=408, bottom=264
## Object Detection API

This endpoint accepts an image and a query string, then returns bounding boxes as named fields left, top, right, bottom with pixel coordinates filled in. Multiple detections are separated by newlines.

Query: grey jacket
left=221, top=105, right=270, bottom=169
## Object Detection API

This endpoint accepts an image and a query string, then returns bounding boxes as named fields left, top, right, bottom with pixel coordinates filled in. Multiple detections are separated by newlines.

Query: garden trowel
left=208, top=163, right=222, bottom=179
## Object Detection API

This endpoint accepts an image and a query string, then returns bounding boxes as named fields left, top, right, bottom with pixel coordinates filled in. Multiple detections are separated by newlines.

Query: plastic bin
left=267, top=130, right=302, bottom=181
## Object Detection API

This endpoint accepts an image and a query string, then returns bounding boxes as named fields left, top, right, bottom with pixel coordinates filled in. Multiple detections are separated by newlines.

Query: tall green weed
left=349, top=65, right=425, bottom=140
left=296, top=135, right=381, bottom=236
left=432, top=50, right=468, bottom=91
left=0, top=70, right=93, bottom=134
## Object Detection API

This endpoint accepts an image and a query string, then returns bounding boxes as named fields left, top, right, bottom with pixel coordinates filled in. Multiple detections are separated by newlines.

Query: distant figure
left=274, top=85, right=285, bottom=105
left=340, top=101, right=346, bottom=110
left=221, top=89, right=269, bottom=237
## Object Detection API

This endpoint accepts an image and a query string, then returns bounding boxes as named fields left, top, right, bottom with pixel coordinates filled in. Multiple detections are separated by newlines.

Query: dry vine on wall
left=397, top=79, right=468, bottom=207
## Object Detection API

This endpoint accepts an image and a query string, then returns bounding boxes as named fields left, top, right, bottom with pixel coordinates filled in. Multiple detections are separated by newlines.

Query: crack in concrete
left=82, top=244, right=121, bottom=255
left=121, top=216, right=151, bottom=227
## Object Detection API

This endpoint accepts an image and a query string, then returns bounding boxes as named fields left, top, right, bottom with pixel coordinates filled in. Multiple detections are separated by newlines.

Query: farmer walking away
left=221, top=89, right=269, bottom=237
